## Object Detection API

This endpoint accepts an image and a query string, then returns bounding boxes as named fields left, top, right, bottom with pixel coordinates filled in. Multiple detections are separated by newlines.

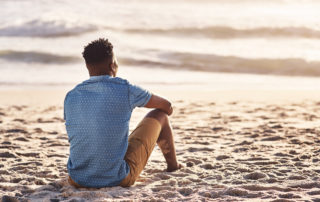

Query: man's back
left=64, top=75, right=151, bottom=187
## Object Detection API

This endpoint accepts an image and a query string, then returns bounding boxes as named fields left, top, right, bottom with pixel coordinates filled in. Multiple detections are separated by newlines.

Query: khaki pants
left=68, top=117, right=161, bottom=188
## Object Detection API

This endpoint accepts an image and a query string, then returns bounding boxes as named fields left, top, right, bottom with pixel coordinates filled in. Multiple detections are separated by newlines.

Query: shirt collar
left=89, top=75, right=111, bottom=81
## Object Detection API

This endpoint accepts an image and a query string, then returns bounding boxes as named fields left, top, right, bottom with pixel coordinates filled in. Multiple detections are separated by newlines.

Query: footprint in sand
left=177, top=179, right=193, bottom=186
left=1, top=195, right=20, bottom=202
left=278, top=193, right=302, bottom=199
left=274, top=152, right=292, bottom=157
left=236, top=167, right=252, bottom=173
left=289, top=150, right=299, bottom=155
left=261, top=136, right=284, bottom=141
left=201, top=163, right=215, bottom=170
left=151, top=186, right=175, bottom=192
left=14, top=161, right=42, bottom=166
left=187, top=147, right=214, bottom=152
left=270, top=123, right=283, bottom=128
left=6, top=129, right=28, bottom=134
left=178, top=187, right=193, bottom=196
left=185, top=161, right=194, bottom=167
left=34, top=128, right=44, bottom=133
left=0, top=151, right=16, bottom=158
left=14, top=137, right=29, bottom=142
left=244, top=171, right=267, bottom=180
left=13, top=118, right=26, bottom=123
left=307, top=190, right=320, bottom=196
left=249, top=134, right=259, bottom=138
left=288, top=175, right=306, bottom=180
left=155, top=173, right=171, bottom=180
left=198, top=190, right=220, bottom=198
left=189, top=141, right=210, bottom=145
left=290, top=139, right=302, bottom=144
left=289, top=181, right=319, bottom=189
left=185, top=158, right=202, bottom=165
left=212, top=127, right=224, bottom=132
left=262, top=129, right=276, bottom=134
left=216, top=155, right=230, bottom=160
left=312, top=158, right=319, bottom=163
left=235, top=141, right=253, bottom=146
left=223, top=187, right=248, bottom=197
left=16, top=152, right=40, bottom=157
left=37, top=118, right=55, bottom=123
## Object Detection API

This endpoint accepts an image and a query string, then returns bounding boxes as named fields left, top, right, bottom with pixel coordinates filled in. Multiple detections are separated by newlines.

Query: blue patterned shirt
left=64, top=75, right=152, bottom=188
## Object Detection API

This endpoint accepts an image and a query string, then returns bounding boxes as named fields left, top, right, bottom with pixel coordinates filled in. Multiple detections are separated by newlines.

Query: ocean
left=1, top=0, right=320, bottom=90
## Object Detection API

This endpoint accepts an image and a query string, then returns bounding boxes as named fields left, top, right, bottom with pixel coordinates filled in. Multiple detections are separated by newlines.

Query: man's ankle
left=166, top=163, right=181, bottom=172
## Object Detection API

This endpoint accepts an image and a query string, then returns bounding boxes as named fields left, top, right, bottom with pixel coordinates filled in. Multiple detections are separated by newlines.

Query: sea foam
left=0, top=19, right=98, bottom=37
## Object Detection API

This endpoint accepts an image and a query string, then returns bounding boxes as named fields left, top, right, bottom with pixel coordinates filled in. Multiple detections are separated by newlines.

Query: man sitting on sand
left=64, top=38, right=181, bottom=188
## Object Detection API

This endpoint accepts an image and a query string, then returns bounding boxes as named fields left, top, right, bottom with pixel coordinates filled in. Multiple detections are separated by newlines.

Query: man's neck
left=89, top=72, right=112, bottom=77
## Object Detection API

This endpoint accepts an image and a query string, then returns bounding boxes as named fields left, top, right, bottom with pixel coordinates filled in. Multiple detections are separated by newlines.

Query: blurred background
left=1, top=0, right=320, bottom=91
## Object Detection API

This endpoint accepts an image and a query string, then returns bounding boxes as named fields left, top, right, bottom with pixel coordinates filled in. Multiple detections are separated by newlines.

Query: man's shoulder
left=66, top=77, right=131, bottom=96
left=64, top=82, right=85, bottom=100
left=64, top=88, right=76, bottom=103
left=107, top=76, right=130, bottom=86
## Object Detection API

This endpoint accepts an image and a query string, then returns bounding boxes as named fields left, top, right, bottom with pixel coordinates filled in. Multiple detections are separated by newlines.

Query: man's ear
left=111, top=59, right=118, bottom=76
left=110, top=63, right=117, bottom=77
left=111, top=63, right=116, bottom=71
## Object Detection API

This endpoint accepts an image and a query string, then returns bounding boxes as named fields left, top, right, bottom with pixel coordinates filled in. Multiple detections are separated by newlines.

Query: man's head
left=82, top=38, right=118, bottom=77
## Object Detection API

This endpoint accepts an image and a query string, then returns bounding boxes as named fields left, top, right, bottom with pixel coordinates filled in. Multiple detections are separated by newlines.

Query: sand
left=1, top=89, right=320, bottom=201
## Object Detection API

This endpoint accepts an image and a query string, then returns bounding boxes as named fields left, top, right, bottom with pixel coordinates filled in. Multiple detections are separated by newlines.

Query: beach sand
left=1, top=89, right=320, bottom=201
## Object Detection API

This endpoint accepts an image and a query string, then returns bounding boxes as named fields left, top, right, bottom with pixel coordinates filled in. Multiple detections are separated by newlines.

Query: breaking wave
left=119, top=52, right=320, bottom=77
left=0, top=50, right=80, bottom=64
left=121, top=26, right=320, bottom=39
left=2, top=19, right=320, bottom=40
left=0, top=19, right=98, bottom=37
left=2, top=49, right=320, bottom=77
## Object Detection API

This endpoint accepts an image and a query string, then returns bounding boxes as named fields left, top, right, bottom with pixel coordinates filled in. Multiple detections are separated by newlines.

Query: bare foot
left=166, top=163, right=183, bottom=172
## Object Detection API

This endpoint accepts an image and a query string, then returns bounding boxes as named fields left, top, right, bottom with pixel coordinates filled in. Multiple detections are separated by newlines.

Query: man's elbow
left=167, top=100, right=172, bottom=108
left=166, top=101, right=173, bottom=116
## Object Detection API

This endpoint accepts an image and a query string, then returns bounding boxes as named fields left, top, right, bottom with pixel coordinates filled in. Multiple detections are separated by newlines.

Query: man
left=64, top=38, right=181, bottom=188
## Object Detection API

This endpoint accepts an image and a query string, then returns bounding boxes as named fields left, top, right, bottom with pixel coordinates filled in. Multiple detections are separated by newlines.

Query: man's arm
left=144, top=94, right=173, bottom=116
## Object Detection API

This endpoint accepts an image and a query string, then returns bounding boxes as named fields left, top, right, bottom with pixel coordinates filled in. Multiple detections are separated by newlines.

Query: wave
left=120, top=26, right=320, bottom=39
left=3, top=19, right=320, bottom=39
left=0, top=50, right=80, bottom=64
left=119, top=52, right=320, bottom=77
left=2, top=49, right=320, bottom=77
left=0, top=81, right=75, bottom=86
left=0, top=19, right=98, bottom=37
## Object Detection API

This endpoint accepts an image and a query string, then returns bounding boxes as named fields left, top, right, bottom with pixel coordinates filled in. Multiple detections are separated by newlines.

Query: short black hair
left=82, top=38, right=114, bottom=65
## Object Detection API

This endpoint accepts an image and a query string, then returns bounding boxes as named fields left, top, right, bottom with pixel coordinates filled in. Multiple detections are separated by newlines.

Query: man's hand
left=145, top=94, right=173, bottom=116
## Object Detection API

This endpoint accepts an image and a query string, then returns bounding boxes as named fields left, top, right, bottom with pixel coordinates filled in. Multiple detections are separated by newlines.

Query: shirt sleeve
left=128, top=82, right=152, bottom=109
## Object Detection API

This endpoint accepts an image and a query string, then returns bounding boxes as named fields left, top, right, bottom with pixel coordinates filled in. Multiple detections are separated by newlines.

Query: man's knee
left=145, top=109, right=168, bottom=126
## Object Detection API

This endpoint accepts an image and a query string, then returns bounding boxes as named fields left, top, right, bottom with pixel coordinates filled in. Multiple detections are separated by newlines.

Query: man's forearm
left=145, top=94, right=173, bottom=116
left=159, top=100, right=173, bottom=115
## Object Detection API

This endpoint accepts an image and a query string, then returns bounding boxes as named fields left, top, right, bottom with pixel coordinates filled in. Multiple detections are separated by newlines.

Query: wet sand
left=1, top=89, right=320, bottom=201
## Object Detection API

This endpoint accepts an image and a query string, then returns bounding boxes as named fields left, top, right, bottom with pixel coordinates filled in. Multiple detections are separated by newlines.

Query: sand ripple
left=1, top=101, right=320, bottom=201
